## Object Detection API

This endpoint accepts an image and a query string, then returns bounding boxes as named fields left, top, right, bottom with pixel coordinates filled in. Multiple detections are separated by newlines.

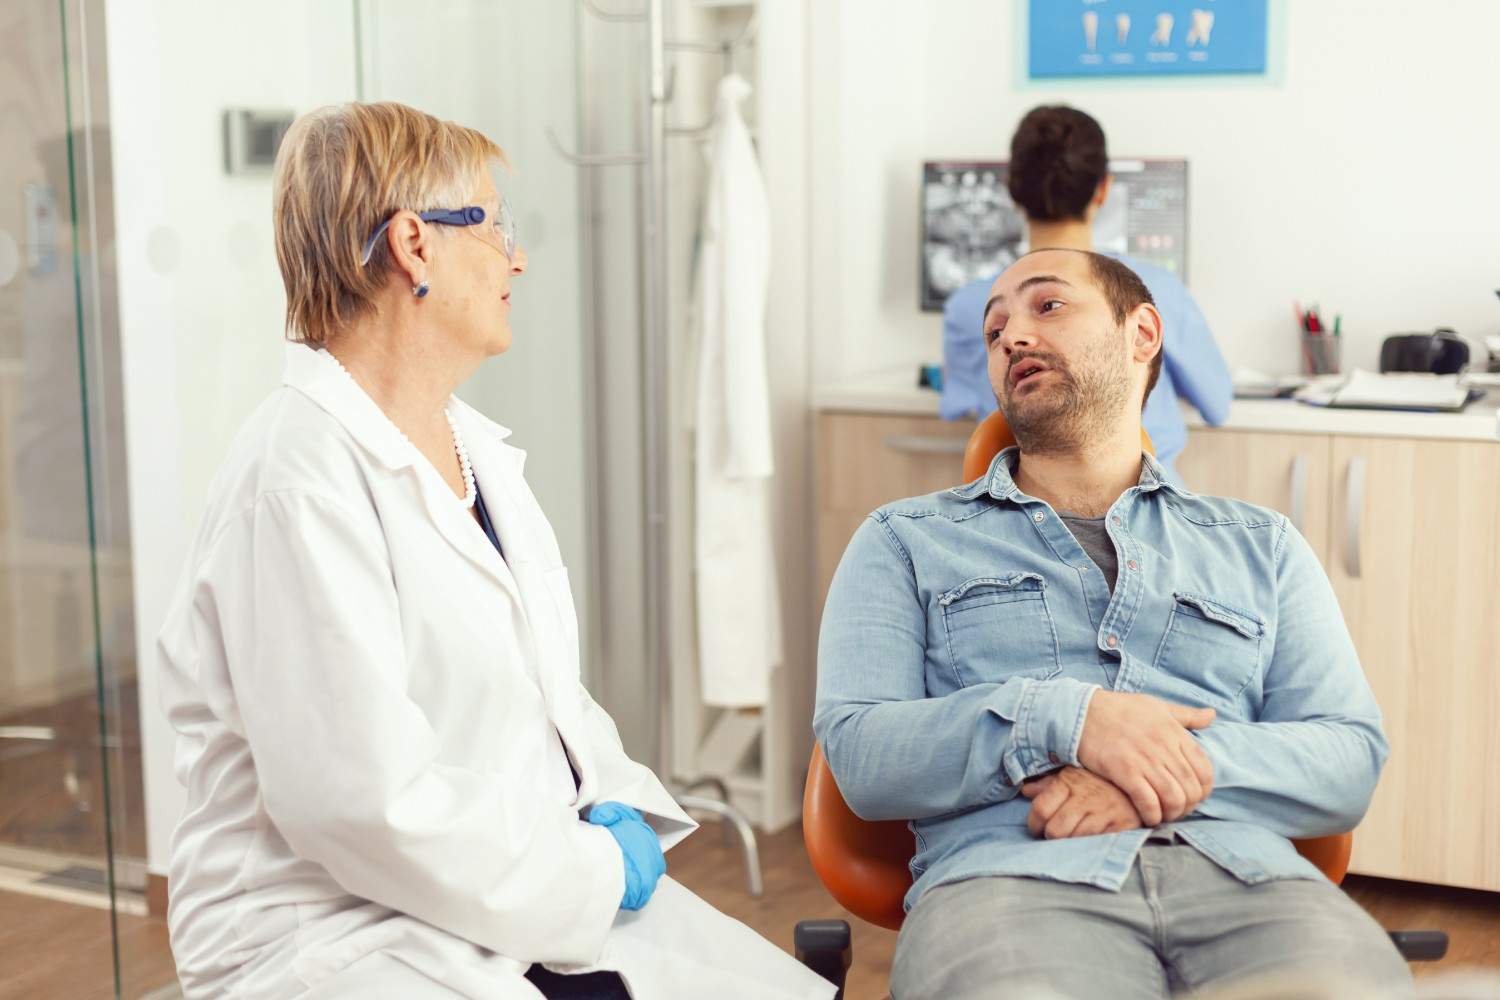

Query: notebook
left=1322, top=369, right=1472, bottom=412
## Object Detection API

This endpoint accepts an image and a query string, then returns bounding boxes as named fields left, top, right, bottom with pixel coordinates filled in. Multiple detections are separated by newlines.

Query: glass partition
left=0, top=0, right=151, bottom=996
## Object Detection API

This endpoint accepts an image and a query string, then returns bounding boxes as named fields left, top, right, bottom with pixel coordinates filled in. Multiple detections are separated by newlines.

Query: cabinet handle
left=1344, top=456, right=1367, bottom=579
left=1288, top=455, right=1308, bottom=534
left=882, top=435, right=968, bottom=455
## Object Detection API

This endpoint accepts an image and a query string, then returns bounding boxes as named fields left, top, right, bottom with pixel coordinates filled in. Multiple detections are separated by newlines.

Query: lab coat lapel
left=282, top=344, right=523, bottom=604
left=453, top=403, right=594, bottom=789
left=412, top=460, right=523, bottom=607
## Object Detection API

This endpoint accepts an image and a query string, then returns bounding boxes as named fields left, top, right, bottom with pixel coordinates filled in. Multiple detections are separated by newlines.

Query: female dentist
left=157, top=102, right=831, bottom=1000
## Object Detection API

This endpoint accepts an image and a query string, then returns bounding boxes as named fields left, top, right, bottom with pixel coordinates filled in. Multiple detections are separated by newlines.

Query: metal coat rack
left=551, top=0, right=764, bottom=898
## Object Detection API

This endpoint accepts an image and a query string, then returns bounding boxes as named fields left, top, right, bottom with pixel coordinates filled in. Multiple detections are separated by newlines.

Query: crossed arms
left=814, top=513, right=1388, bottom=840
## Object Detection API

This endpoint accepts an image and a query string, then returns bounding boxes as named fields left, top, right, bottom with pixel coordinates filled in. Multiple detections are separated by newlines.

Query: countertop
left=813, top=371, right=1500, bottom=443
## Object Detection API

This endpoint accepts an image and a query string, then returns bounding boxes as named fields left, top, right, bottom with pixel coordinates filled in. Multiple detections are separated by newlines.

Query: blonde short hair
left=272, top=102, right=506, bottom=344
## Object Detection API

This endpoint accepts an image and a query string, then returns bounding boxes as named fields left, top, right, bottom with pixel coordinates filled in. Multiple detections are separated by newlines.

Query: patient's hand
left=1022, top=767, right=1143, bottom=839
left=1076, top=690, right=1216, bottom=826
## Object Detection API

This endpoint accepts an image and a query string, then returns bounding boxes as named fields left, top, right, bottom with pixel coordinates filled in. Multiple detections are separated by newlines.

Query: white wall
left=807, top=0, right=1500, bottom=385
left=106, top=0, right=357, bottom=874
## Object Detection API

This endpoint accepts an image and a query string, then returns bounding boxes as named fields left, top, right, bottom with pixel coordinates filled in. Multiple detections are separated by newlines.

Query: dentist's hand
left=1076, top=690, right=1216, bottom=826
left=587, top=801, right=665, bottom=911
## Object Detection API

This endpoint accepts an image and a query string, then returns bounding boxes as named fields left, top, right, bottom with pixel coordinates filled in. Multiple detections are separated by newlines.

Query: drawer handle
left=1344, top=456, right=1367, bottom=579
left=882, top=435, right=968, bottom=455
left=1288, top=455, right=1308, bottom=534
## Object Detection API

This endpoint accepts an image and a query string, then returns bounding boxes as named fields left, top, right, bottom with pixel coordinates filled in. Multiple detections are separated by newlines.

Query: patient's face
left=982, top=250, right=1133, bottom=453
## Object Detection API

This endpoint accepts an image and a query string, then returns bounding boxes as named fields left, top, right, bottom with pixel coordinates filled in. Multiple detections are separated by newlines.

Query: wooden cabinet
left=1175, top=430, right=1334, bottom=567
left=1323, top=437, right=1500, bottom=890
left=816, top=409, right=1500, bottom=891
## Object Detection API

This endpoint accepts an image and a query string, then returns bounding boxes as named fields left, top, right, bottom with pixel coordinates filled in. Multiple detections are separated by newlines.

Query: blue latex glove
left=587, top=801, right=666, bottom=911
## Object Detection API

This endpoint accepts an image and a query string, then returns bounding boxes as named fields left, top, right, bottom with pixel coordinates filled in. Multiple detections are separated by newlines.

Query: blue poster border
left=1016, top=0, right=1288, bottom=89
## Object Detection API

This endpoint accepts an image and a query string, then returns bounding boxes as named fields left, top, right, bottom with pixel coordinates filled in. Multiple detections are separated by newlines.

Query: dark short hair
left=1008, top=105, right=1108, bottom=222
left=1084, top=252, right=1162, bottom=407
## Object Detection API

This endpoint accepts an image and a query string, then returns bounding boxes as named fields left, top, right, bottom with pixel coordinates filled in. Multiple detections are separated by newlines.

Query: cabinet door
left=1328, top=436, right=1500, bottom=890
left=1177, top=430, right=1333, bottom=566
left=816, top=412, right=976, bottom=605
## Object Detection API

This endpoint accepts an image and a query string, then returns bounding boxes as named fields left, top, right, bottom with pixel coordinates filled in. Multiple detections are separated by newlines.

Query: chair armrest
left=1389, top=930, right=1448, bottom=962
left=795, top=919, right=852, bottom=995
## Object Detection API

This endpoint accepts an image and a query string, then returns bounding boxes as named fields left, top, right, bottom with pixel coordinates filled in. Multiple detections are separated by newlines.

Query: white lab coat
left=158, top=344, right=832, bottom=999
left=693, top=73, right=783, bottom=708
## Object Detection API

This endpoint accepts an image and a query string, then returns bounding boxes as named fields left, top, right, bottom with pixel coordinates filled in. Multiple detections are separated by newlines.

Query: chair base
left=793, top=919, right=850, bottom=998
left=1390, top=930, right=1449, bottom=962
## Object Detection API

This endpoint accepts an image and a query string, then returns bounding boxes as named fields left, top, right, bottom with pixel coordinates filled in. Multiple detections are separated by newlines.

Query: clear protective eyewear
left=360, top=196, right=517, bottom=265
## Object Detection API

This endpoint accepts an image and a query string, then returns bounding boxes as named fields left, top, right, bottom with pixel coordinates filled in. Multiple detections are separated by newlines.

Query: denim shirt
left=814, top=448, right=1387, bottom=913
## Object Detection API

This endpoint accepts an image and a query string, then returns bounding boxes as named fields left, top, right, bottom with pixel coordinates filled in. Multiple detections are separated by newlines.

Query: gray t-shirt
left=1060, top=514, right=1118, bottom=594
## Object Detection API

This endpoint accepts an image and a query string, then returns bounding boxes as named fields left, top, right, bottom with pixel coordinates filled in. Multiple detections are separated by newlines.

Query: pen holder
left=1302, top=332, right=1341, bottom=376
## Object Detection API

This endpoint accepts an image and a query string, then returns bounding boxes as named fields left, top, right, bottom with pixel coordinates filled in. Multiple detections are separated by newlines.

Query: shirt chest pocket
left=939, top=573, right=1061, bottom=688
left=1151, top=593, right=1265, bottom=709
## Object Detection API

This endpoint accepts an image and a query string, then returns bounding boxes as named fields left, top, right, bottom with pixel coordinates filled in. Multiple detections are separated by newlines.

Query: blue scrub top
left=939, top=252, right=1232, bottom=484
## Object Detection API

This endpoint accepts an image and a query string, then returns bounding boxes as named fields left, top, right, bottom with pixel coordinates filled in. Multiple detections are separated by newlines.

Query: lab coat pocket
left=1151, top=592, right=1264, bottom=709
left=939, top=573, right=1061, bottom=688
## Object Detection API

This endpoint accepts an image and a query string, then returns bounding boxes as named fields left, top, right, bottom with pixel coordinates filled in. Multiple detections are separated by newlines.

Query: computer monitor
left=920, top=158, right=1189, bottom=311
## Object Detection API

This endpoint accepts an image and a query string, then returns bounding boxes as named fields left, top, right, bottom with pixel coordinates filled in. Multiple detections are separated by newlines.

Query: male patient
left=815, top=250, right=1410, bottom=999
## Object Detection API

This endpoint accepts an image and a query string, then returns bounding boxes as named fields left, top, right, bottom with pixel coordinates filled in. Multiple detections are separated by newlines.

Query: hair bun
left=1007, top=105, right=1108, bottom=222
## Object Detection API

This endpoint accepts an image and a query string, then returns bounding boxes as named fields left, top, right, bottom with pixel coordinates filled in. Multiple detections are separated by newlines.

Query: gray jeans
left=891, top=843, right=1412, bottom=1000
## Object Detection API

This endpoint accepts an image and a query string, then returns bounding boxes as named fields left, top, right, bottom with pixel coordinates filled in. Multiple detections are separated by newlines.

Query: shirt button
left=1003, top=774, right=1014, bottom=787
left=1127, top=559, right=1139, bottom=571
left=1106, top=634, right=1119, bottom=648
left=1048, top=752, right=1061, bottom=765
left=1112, top=516, right=1122, bottom=526
left=1032, top=511, right=1045, bottom=523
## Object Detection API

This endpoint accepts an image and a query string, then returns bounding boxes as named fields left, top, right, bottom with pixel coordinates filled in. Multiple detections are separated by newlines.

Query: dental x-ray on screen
left=920, top=158, right=1189, bottom=311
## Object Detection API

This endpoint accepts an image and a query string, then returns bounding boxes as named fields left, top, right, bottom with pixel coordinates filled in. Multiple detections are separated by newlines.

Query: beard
left=996, top=332, right=1132, bottom=456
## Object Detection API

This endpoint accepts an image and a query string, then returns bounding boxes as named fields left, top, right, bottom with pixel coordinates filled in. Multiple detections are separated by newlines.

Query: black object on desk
left=1379, top=328, right=1470, bottom=375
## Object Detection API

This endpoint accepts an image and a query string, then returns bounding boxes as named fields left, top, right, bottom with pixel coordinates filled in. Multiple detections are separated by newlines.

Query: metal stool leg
left=676, top=777, right=737, bottom=847
left=674, top=792, right=763, bottom=898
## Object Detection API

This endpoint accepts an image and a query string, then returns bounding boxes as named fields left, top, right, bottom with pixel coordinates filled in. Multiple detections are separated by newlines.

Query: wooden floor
left=0, top=889, right=176, bottom=1000
left=2, top=824, right=1497, bottom=999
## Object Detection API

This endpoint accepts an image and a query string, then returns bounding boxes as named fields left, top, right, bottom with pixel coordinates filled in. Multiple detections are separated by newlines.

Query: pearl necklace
left=445, top=407, right=478, bottom=509
left=329, top=353, right=476, bottom=508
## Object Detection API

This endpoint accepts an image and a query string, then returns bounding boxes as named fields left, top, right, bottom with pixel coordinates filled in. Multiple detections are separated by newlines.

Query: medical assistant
left=159, top=344, right=833, bottom=1000
left=941, top=253, right=1233, bottom=482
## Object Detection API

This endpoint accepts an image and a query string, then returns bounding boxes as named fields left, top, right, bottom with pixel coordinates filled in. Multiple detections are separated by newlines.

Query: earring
left=413, top=281, right=430, bottom=298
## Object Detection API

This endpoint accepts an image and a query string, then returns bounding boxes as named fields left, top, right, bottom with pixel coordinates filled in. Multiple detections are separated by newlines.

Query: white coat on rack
left=691, top=73, right=782, bottom=709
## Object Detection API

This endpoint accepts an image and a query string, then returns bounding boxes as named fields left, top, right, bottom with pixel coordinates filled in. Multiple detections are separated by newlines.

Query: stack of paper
left=1325, top=369, right=1470, bottom=411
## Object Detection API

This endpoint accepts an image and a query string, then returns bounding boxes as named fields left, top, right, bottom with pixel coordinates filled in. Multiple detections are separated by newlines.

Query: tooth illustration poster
left=1029, top=0, right=1268, bottom=78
